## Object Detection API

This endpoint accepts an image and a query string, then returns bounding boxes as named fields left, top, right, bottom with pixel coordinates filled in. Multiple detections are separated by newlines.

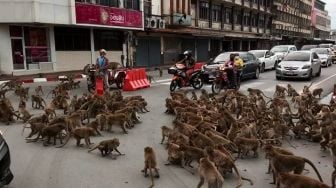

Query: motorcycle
left=168, top=63, right=203, bottom=92
left=83, top=64, right=126, bottom=93
left=211, top=66, right=240, bottom=94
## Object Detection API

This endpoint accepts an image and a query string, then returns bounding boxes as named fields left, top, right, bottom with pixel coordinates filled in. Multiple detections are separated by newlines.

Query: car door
left=264, top=51, right=274, bottom=69
left=312, top=52, right=320, bottom=74
left=246, top=53, right=258, bottom=76
left=240, top=53, right=250, bottom=78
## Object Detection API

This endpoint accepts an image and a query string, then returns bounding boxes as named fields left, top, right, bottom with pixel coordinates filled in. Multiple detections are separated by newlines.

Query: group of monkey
left=158, top=83, right=335, bottom=188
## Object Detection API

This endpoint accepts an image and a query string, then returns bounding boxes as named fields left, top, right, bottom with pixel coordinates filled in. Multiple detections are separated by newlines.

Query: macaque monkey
left=197, top=157, right=224, bottom=188
left=58, top=127, right=96, bottom=148
left=22, top=122, right=46, bottom=139
left=312, top=88, right=323, bottom=98
left=287, top=84, right=299, bottom=97
left=274, top=85, right=287, bottom=97
left=278, top=172, right=329, bottom=188
left=179, top=144, right=206, bottom=168
left=106, top=113, right=128, bottom=134
left=234, top=137, right=261, bottom=159
left=40, top=123, right=66, bottom=146
left=160, top=125, right=172, bottom=144
left=35, top=85, right=44, bottom=96
left=247, top=88, right=271, bottom=99
left=44, top=107, right=57, bottom=120
left=31, top=95, right=46, bottom=109
left=17, top=99, right=32, bottom=123
left=88, top=138, right=124, bottom=159
left=191, top=91, right=198, bottom=100
left=86, top=120, right=102, bottom=136
left=142, top=147, right=160, bottom=188
left=328, top=139, right=336, bottom=188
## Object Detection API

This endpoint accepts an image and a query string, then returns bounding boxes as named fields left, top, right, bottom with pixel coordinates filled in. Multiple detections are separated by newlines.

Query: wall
left=0, top=0, right=72, bottom=24
left=151, top=0, right=161, bottom=15
left=0, top=25, right=13, bottom=75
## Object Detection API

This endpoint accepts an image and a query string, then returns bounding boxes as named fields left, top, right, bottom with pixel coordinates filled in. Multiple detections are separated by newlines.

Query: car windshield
left=212, top=53, right=231, bottom=64
left=312, top=48, right=328, bottom=54
left=250, top=51, right=265, bottom=58
left=319, top=44, right=331, bottom=48
left=283, top=52, right=310, bottom=61
left=270, top=46, right=288, bottom=53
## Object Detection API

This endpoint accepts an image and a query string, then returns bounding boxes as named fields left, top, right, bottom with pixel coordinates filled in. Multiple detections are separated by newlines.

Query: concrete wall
left=0, top=25, right=13, bottom=75
left=0, top=0, right=72, bottom=24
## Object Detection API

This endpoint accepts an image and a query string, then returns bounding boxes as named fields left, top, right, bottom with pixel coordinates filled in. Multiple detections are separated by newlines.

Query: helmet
left=100, top=49, right=107, bottom=54
left=183, top=50, right=192, bottom=57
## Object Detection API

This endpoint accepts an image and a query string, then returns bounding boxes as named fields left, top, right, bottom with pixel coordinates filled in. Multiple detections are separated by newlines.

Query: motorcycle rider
left=234, top=54, right=244, bottom=88
left=222, top=53, right=237, bottom=88
left=96, top=49, right=109, bottom=89
left=176, top=50, right=195, bottom=83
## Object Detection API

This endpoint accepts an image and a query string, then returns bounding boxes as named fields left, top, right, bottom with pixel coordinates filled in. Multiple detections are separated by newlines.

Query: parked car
left=0, top=130, right=13, bottom=187
left=202, top=51, right=260, bottom=82
left=319, top=43, right=334, bottom=50
left=311, top=48, right=333, bottom=67
left=249, top=50, right=277, bottom=72
left=270, top=45, right=297, bottom=63
left=276, top=51, right=321, bottom=80
left=301, top=45, right=318, bottom=50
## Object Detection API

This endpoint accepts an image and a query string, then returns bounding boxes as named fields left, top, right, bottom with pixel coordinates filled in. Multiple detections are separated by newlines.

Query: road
left=2, top=65, right=336, bottom=188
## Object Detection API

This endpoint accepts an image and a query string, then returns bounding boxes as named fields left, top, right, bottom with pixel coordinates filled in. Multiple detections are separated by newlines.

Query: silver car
left=311, top=48, right=333, bottom=67
left=276, top=51, right=321, bottom=80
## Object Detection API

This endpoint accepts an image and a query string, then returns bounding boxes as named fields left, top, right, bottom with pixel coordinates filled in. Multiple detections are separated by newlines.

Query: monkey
left=278, top=172, right=330, bottom=188
left=0, top=99, right=22, bottom=125
left=88, top=138, right=125, bottom=159
left=191, top=91, right=198, bottom=100
left=17, top=99, right=32, bottom=123
left=160, top=125, right=173, bottom=144
left=106, top=113, right=128, bottom=134
left=312, top=88, right=323, bottom=98
left=179, top=144, right=206, bottom=168
left=303, top=82, right=314, bottom=94
left=40, top=123, right=66, bottom=146
left=66, top=112, right=83, bottom=131
left=165, top=143, right=183, bottom=166
left=287, top=84, right=299, bottom=97
left=31, top=95, right=46, bottom=109
left=22, top=122, right=47, bottom=139
left=266, top=145, right=323, bottom=186
left=154, top=67, right=163, bottom=77
left=34, top=85, right=44, bottom=96
left=199, top=89, right=210, bottom=101
left=197, top=157, right=224, bottom=188
left=234, top=137, right=261, bottom=159
left=96, top=113, right=107, bottom=131
left=27, top=114, right=49, bottom=125
left=44, top=107, right=57, bottom=120
left=57, top=127, right=96, bottom=148
left=85, top=120, right=102, bottom=136
left=247, top=88, right=271, bottom=99
left=205, top=131, right=237, bottom=152
left=142, top=147, right=160, bottom=188
left=71, top=80, right=81, bottom=89
left=190, top=131, right=215, bottom=149
left=328, top=139, right=336, bottom=188
left=263, top=144, right=294, bottom=174
left=274, top=85, right=287, bottom=98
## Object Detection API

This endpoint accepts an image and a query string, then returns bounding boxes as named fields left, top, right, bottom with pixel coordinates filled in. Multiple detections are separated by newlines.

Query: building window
left=124, top=0, right=139, bottom=10
left=243, top=11, right=250, bottom=26
left=251, top=13, right=257, bottom=27
left=94, top=30, right=123, bottom=51
left=224, top=7, right=232, bottom=24
left=212, top=4, right=221, bottom=22
left=55, top=27, right=90, bottom=51
left=259, top=14, right=265, bottom=27
left=234, top=9, right=242, bottom=25
left=144, top=0, right=152, bottom=16
left=199, top=1, right=209, bottom=20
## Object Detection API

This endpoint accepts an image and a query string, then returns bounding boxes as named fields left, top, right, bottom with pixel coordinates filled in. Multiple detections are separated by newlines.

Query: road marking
left=154, top=78, right=171, bottom=83
left=312, top=73, right=336, bottom=88
left=33, top=78, right=47, bottom=83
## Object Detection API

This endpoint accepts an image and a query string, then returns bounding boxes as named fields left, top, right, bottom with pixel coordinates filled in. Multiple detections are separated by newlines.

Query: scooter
left=211, top=66, right=240, bottom=94
left=168, top=63, right=203, bottom=92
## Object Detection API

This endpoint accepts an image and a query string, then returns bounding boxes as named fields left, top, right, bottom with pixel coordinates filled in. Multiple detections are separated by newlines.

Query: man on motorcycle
left=96, top=49, right=109, bottom=89
left=234, top=54, right=244, bottom=88
left=223, top=54, right=237, bottom=89
left=176, top=50, right=195, bottom=81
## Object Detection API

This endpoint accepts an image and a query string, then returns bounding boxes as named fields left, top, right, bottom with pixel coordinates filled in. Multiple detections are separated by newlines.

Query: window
left=124, top=0, right=139, bottom=10
left=55, top=27, right=90, bottom=51
left=259, top=14, right=265, bottom=27
left=224, top=7, right=232, bottom=24
left=212, top=4, right=221, bottom=22
left=144, top=0, right=152, bottom=16
left=199, top=1, right=209, bottom=20
left=234, top=9, right=242, bottom=24
left=243, top=11, right=250, bottom=26
left=23, top=27, right=50, bottom=66
left=94, top=30, right=123, bottom=51
left=247, top=53, right=256, bottom=61
left=251, top=13, right=257, bottom=27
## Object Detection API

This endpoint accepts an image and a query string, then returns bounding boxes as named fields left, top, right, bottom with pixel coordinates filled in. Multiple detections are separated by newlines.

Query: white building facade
left=0, top=0, right=144, bottom=75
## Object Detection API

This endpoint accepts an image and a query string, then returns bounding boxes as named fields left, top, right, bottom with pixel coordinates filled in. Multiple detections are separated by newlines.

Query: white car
left=249, top=50, right=277, bottom=72
left=270, top=45, right=297, bottom=62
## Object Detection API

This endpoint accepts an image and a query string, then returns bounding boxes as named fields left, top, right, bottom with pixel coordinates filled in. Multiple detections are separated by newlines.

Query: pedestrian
left=234, top=54, right=244, bottom=88
left=96, top=49, right=109, bottom=90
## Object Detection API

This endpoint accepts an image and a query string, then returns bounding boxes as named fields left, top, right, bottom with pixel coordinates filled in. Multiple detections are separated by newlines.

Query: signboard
left=75, top=3, right=143, bottom=29
left=172, top=13, right=192, bottom=26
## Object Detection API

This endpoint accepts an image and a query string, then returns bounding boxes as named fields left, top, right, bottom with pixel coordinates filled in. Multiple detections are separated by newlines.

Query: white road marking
left=33, top=78, right=47, bottom=83
left=312, top=73, right=336, bottom=88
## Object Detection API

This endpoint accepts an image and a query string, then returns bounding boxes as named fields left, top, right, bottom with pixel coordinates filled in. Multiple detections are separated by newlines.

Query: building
left=271, top=0, right=312, bottom=47
left=0, top=0, right=144, bottom=75
left=311, top=0, right=331, bottom=40
left=135, top=0, right=273, bottom=66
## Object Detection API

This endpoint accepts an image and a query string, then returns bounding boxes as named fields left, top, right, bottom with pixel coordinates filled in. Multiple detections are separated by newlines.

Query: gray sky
left=324, top=0, right=336, bottom=29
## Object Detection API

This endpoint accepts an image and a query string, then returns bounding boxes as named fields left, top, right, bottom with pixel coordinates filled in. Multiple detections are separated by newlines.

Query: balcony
left=168, top=13, right=192, bottom=26
left=199, top=20, right=210, bottom=29
left=252, top=27, right=258, bottom=33
left=243, top=26, right=250, bottom=32
left=223, top=24, right=232, bottom=30
left=252, top=3, right=258, bottom=10
left=259, top=28, right=264, bottom=34
left=234, top=24, right=242, bottom=31
left=243, top=0, right=251, bottom=8
left=212, top=22, right=221, bottom=30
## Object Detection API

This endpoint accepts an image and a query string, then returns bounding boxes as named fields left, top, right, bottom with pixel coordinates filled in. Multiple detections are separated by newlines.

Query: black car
left=0, top=130, right=13, bottom=187
left=202, top=51, right=260, bottom=82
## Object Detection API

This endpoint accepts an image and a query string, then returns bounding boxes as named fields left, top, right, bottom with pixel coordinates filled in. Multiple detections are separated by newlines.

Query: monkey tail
left=56, top=133, right=71, bottom=148
left=232, top=163, right=243, bottom=188
left=88, top=144, right=99, bottom=152
left=304, top=158, right=323, bottom=182
left=149, top=161, right=154, bottom=188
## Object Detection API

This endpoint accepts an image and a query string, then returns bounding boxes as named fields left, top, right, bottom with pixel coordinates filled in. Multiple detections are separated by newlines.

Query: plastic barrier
left=95, top=77, right=104, bottom=95
left=123, top=68, right=151, bottom=91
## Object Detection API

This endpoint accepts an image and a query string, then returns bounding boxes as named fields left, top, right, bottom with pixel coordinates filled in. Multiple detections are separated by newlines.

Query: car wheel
left=253, top=68, right=260, bottom=79
left=307, top=69, right=313, bottom=81
left=261, top=63, right=265, bottom=73
left=316, top=66, right=321, bottom=77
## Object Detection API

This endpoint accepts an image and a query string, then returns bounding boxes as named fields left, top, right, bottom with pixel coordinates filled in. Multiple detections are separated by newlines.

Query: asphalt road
left=2, top=65, right=336, bottom=188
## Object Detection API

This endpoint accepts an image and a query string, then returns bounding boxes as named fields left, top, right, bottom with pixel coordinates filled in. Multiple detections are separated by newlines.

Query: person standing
left=96, top=49, right=109, bottom=89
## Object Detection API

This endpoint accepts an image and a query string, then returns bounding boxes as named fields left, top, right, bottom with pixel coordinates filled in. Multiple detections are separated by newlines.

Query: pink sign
left=75, top=3, right=143, bottom=29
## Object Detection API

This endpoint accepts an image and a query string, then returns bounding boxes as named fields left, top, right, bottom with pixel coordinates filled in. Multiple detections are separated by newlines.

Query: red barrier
left=95, top=77, right=104, bottom=95
left=123, top=68, right=150, bottom=91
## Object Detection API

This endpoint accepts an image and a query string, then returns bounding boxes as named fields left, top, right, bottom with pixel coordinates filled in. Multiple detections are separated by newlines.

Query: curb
left=0, top=74, right=87, bottom=84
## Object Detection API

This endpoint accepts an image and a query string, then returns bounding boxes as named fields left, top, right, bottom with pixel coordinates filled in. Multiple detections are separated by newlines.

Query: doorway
left=11, top=38, right=25, bottom=70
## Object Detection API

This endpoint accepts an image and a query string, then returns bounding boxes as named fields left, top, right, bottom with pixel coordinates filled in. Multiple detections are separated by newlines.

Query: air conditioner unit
left=145, top=18, right=151, bottom=28
left=158, top=19, right=165, bottom=29
left=149, top=18, right=158, bottom=28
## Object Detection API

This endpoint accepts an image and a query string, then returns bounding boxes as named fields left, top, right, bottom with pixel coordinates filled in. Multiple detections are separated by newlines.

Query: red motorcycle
left=83, top=64, right=126, bottom=92
left=211, top=66, right=240, bottom=94
left=168, top=63, right=204, bottom=91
